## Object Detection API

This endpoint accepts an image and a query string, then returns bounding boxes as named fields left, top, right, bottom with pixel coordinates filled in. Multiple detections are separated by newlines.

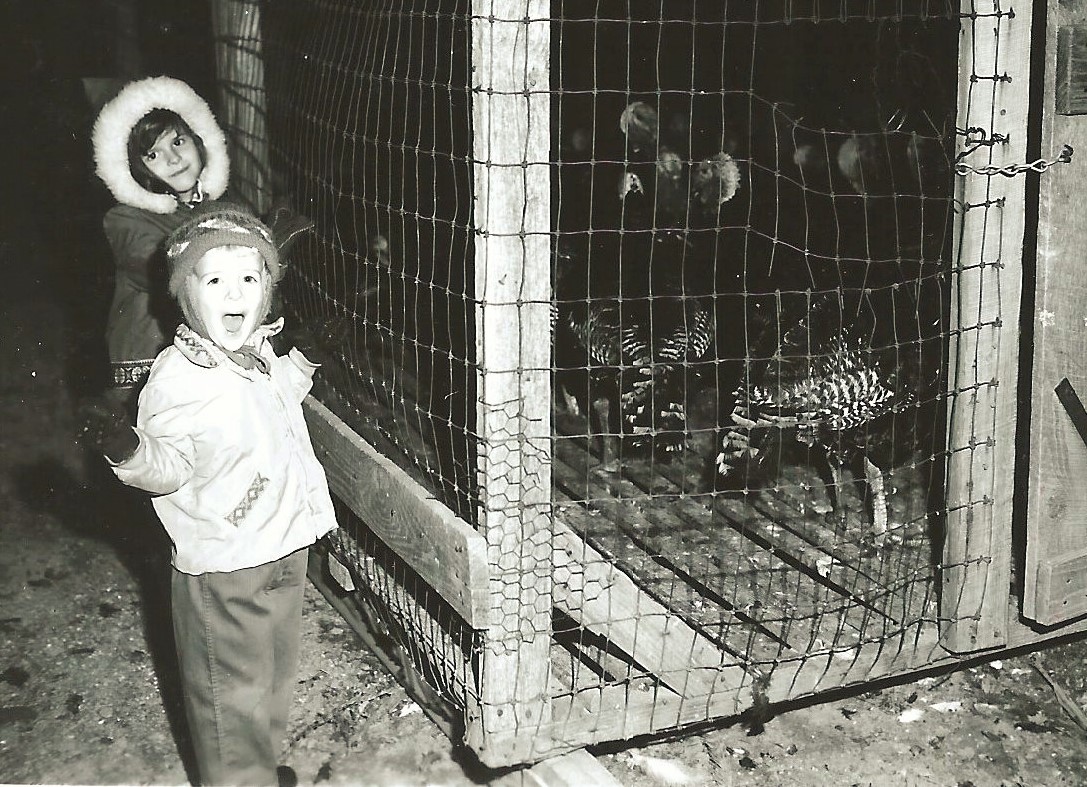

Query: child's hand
left=274, top=315, right=353, bottom=363
left=77, top=396, right=140, bottom=463
left=265, top=200, right=315, bottom=264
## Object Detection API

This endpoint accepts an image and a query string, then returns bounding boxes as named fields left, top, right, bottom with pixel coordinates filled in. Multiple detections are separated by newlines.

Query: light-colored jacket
left=112, top=323, right=337, bottom=574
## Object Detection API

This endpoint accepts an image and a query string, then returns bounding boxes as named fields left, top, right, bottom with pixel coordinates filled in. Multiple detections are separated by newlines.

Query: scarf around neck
left=179, top=180, right=206, bottom=209
left=173, top=320, right=284, bottom=376
left=224, top=344, right=269, bottom=375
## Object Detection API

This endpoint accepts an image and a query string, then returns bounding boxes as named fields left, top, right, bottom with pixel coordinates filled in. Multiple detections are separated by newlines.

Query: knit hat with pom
left=166, top=205, right=281, bottom=298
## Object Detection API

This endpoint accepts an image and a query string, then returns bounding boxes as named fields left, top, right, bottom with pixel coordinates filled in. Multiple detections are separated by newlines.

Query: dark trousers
left=171, top=548, right=309, bottom=787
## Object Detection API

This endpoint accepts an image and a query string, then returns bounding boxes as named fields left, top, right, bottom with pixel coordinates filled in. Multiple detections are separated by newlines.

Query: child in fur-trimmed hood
left=92, top=76, right=230, bottom=408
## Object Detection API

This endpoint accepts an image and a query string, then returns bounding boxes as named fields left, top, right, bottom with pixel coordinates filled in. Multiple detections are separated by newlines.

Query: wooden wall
left=1024, top=0, right=1087, bottom=626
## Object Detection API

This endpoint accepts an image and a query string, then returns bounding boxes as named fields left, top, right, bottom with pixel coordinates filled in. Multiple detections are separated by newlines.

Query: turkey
left=715, top=290, right=927, bottom=547
left=617, top=100, right=741, bottom=231
left=553, top=232, right=714, bottom=469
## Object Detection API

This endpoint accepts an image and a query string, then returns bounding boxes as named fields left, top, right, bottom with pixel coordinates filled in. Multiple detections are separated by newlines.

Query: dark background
left=0, top=0, right=218, bottom=396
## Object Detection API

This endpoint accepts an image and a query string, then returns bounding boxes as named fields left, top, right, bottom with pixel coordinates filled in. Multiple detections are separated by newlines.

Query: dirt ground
left=6, top=90, right=1087, bottom=787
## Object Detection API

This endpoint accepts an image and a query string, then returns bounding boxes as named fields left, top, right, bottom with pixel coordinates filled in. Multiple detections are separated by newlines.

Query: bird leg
left=557, top=382, right=581, bottom=416
left=862, top=456, right=890, bottom=547
left=822, top=457, right=847, bottom=529
left=590, top=395, right=621, bottom=473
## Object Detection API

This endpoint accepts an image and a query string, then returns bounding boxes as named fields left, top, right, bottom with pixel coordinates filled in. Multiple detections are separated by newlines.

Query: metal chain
left=954, top=144, right=1073, bottom=177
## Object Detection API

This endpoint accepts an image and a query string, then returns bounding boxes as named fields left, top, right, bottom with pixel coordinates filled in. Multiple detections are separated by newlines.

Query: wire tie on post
left=955, top=144, right=1073, bottom=177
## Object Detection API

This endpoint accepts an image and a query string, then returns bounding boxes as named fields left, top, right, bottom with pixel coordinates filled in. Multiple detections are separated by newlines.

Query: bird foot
left=594, top=459, right=622, bottom=475
left=859, top=538, right=879, bottom=558
left=822, top=508, right=848, bottom=531
left=860, top=528, right=902, bottom=556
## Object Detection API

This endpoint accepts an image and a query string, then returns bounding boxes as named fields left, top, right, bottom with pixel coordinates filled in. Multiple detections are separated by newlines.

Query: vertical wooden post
left=210, top=0, right=270, bottom=215
left=109, top=0, right=142, bottom=80
left=466, top=1, right=553, bottom=766
left=941, top=1, right=1032, bottom=653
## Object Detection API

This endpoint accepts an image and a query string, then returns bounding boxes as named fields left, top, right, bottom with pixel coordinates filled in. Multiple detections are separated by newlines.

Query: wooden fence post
left=210, top=0, right=270, bottom=215
left=941, top=0, right=1032, bottom=653
left=467, top=0, right=553, bottom=766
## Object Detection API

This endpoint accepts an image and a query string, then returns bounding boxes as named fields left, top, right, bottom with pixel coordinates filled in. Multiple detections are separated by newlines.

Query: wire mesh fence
left=212, top=0, right=1034, bottom=766
left=545, top=0, right=961, bottom=744
left=263, top=1, right=479, bottom=520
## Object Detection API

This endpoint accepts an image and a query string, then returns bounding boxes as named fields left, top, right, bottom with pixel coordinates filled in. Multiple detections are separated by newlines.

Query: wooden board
left=1056, top=25, right=1087, bottom=114
left=552, top=519, right=749, bottom=699
left=941, top=0, right=1027, bottom=651
left=321, top=528, right=475, bottom=706
left=210, top=0, right=270, bottom=215
left=303, top=396, right=490, bottom=627
left=1034, top=546, right=1087, bottom=622
left=306, top=548, right=461, bottom=741
left=495, top=748, right=623, bottom=787
left=552, top=460, right=793, bottom=662
left=553, top=429, right=931, bottom=662
left=1024, top=0, right=1087, bottom=626
left=467, top=2, right=555, bottom=764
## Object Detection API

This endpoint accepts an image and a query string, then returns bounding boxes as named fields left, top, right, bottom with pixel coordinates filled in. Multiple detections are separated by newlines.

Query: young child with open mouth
left=81, top=205, right=337, bottom=787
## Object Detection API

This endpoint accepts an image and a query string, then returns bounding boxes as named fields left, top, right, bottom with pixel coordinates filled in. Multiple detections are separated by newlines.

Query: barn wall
left=246, top=1, right=1087, bottom=766
left=1024, top=0, right=1087, bottom=624
left=1024, top=0, right=1087, bottom=623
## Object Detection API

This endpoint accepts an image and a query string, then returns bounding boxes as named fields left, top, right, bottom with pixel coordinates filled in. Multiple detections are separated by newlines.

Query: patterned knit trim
left=172, top=320, right=284, bottom=371
left=226, top=473, right=269, bottom=526
left=173, top=325, right=221, bottom=369
left=111, top=359, right=156, bottom=388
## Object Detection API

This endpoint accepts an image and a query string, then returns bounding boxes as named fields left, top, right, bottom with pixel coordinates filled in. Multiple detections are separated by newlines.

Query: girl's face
left=190, top=246, right=268, bottom=352
left=142, top=127, right=203, bottom=199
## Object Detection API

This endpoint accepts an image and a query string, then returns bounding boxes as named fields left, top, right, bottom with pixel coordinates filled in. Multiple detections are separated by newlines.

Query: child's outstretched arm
left=79, top=390, right=197, bottom=495
left=111, top=424, right=196, bottom=496
left=78, top=396, right=140, bottom=463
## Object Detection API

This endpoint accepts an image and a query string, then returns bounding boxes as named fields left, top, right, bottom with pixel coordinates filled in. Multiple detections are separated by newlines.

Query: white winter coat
left=112, top=323, right=337, bottom=574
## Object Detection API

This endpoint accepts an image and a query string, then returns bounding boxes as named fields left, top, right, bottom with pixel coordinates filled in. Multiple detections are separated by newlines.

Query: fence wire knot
left=958, top=126, right=1008, bottom=147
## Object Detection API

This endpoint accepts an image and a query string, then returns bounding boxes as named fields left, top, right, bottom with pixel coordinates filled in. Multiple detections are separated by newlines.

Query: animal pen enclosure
left=207, top=0, right=1085, bottom=768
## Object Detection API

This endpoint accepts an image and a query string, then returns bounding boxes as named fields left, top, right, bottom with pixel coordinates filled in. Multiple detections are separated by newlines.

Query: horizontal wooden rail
left=304, top=396, right=491, bottom=627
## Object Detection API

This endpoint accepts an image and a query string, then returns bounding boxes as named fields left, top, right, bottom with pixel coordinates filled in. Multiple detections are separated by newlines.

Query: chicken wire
left=239, top=0, right=1025, bottom=763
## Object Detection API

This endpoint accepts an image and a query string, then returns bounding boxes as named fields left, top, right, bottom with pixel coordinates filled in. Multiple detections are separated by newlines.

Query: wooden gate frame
left=940, top=0, right=1032, bottom=654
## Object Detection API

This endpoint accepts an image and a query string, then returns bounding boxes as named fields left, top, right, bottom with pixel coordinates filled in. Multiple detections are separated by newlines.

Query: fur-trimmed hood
left=92, top=76, right=229, bottom=215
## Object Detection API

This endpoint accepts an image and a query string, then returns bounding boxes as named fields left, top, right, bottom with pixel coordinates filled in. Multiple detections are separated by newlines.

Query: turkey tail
left=623, top=369, right=689, bottom=455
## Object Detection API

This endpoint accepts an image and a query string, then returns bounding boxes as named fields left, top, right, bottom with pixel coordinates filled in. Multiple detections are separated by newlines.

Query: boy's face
left=190, top=246, right=268, bottom=352
left=142, top=128, right=203, bottom=196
